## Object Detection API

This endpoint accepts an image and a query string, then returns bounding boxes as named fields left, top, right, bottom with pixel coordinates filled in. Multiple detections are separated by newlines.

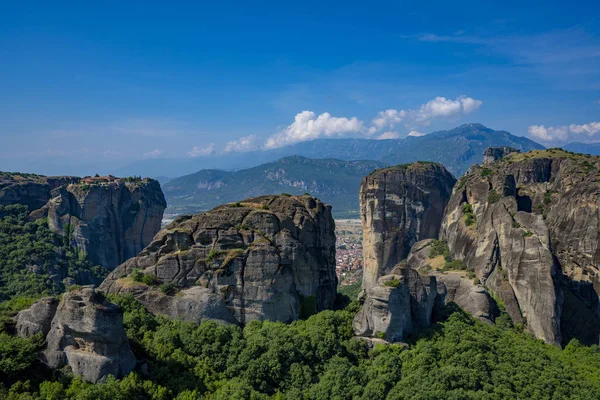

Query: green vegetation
left=456, top=176, right=468, bottom=190
left=205, top=249, right=228, bottom=263
left=337, top=281, right=362, bottom=300
left=461, top=203, right=476, bottom=226
left=480, top=167, right=494, bottom=177
left=383, top=279, right=401, bottom=288
left=0, top=204, right=108, bottom=301
left=488, top=189, right=503, bottom=204
left=4, top=295, right=600, bottom=399
left=429, top=239, right=450, bottom=258
left=131, top=268, right=161, bottom=286
left=523, top=231, right=534, bottom=238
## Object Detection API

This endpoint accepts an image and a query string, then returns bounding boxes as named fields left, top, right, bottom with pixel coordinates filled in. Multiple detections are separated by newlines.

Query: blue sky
left=1, top=0, right=599, bottom=173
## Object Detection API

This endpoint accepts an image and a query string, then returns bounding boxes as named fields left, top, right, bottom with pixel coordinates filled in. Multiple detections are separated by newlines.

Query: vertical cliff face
left=0, top=172, right=79, bottom=211
left=43, top=179, right=166, bottom=270
left=360, top=162, right=456, bottom=291
left=99, top=194, right=337, bottom=325
left=441, top=148, right=600, bottom=345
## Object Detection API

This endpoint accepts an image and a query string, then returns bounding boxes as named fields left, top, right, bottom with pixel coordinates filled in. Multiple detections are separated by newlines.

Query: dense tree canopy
left=0, top=204, right=107, bottom=302
left=2, top=294, right=600, bottom=399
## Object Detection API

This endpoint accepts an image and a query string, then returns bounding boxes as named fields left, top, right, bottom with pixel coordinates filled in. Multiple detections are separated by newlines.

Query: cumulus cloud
left=528, top=122, right=600, bottom=142
left=407, top=130, right=426, bottom=137
left=224, top=135, right=259, bottom=153
left=143, top=149, right=163, bottom=158
left=377, top=131, right=401, bottom=140
left=264, top=111, right=364, bottom=149
left=263, top=95, right=481, bottom=148
left=188, top=143, right=215, bottom=157
left=369, top=96, right=482, bottom=133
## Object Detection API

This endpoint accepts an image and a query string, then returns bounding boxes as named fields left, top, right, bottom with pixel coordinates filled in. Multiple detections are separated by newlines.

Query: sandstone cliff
left=360, top=162, right=456, bottom=291
left=353, top=266, right=440, bottom=342
left=441, top=148, right=600, bottom=345
left=99, top=194, right=337, bottom=325
left=0, top=172, right=78, bottom=211
left=17, top=287, right=135, bottom=383
left=33, top=178, right=166, bottom=270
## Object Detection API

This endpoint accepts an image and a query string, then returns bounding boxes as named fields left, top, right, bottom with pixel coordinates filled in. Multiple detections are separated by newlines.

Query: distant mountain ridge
left=163, top=156, right=387, bottom=218
left=562, top=142, right=600, bottom=156
left=116, top=123, right=544, bottom=178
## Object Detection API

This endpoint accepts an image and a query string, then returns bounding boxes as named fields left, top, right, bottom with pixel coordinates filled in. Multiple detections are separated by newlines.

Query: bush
left=488, top=189, right=502, bottom=204
left=383, top=279, right=401, bottom=288
left=159, top=282, right=179, bottom=296
left=429, top=240, right=450, bottom=258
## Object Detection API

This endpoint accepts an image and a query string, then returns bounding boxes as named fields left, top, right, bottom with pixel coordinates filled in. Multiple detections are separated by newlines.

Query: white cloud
left=143, top=149, right=163, bottom=158
left=369, top=95, right=482, bottom=133
left=371, top=110, right=406, bottom=132
left=264, top=111, right=364, bottom=149
left=377, top=131, right=400, bottom=140
left=412, top=96, right=482, bottom=125
left=569, top=122, right=600, bottom=136
left=408, top=130, right=426, bottom=137
left=263, top=95, right=481, bottom=148
left=188, top=144, right=215, bottom=157
left=528, top=122, right=600, bottom=142
left=224, top=135, right=259, bottom=153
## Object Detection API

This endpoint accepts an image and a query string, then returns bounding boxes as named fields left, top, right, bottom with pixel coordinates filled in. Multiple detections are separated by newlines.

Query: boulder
left=41, top=286, right=135, bottom=383
left=353, top=267, right=440, bottom=342
left=15, top=297, right=60, bottom=337
left=360, top=162, right=456, bottom=291
left=100, top=194, right=337, bottom=325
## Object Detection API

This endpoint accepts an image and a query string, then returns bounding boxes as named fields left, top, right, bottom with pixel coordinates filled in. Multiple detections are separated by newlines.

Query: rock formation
left=360, top=162, right=456, bottom=291
left=18, top=287, right=135, bottom=383
left=15, top=297, right=60, bottom=337
left=440, top=148, right=600, bottom=345
left=0, top=172, right=78, bottom=211
left=405, top=239, right=498, bottom=324
left=33, top=178, right=166, bottom=270
left=483, top=147, right=519, bottom=165
left=100, top=194, right=337, bottom=325
left=353, top=266, right=440, bottom=342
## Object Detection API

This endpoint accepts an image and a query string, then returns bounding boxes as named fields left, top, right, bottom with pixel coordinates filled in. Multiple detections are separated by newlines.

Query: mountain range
left=116, top=123, right=544, bottom=178
left=163, top=156, right=387, bottom=218
left=161, top=124, right=544, bottom=218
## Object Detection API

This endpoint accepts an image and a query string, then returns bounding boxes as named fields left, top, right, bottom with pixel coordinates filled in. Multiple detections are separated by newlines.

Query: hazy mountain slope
left=163, top=156, right=387, bottom=218
left=562, top=142, right=600, bottom=155
left=116, top=123, right=543, bottom=178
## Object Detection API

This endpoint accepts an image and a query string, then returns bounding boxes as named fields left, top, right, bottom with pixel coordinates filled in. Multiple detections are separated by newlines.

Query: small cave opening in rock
left=516, top=193, right=532, bottom=213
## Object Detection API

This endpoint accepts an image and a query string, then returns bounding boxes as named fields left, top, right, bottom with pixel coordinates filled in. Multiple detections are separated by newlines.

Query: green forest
left=2, top=204, right=600, bottom=399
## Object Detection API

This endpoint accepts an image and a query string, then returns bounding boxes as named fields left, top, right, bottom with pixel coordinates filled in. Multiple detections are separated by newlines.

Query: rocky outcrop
left=0, top=172, right=78, bottom=211
left=35, top=179, right=166, bottom=270
left=405, top=239, right=498, bottom=324
left=440, top=148, right=600, bottom=344
left=360, top=162, right=456, bottom=291
left=483, top=147, right=519, bottom=165
left=100, top=194, right=337, bottom=325
left=15, top=297, right=60, bottom=337
left=17, top=287, right=135, bottom=383
left=353, top=266, right=440, bottom=342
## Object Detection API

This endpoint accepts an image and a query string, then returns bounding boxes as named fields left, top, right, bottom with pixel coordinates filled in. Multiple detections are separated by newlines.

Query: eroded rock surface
left=17, top=287, right=135, bottom=383
left=360, top=162, right=456, bottom=291
left=483, top=146, right=519, bottom=165
left=15, top=297, right=59, bottom=337
left=440, top=148, right=600, bottom=344
left=353, top=267, right=440, bottom=342
left=34, top=179, right=166, bottom=270
left=405, top=240, right=498, bottom=324
left=0, top=172, right=78, bottom=211
left=100, top=194, right=337, bottom=325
